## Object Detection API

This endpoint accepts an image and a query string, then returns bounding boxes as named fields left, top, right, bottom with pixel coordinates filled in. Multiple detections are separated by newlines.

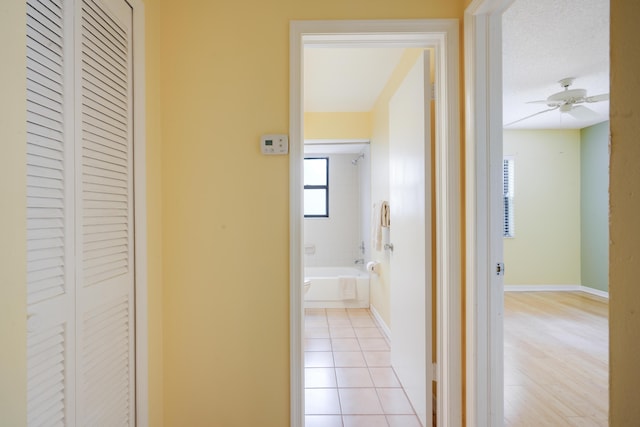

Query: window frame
left=303, top=157, right=329, bottom=218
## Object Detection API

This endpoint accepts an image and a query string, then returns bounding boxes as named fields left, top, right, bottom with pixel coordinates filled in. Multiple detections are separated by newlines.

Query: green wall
left=580, top=121, right=609, bottom=292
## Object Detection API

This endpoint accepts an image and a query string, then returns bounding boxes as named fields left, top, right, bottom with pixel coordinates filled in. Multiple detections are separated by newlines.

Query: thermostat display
left=261, top=134, right=288, bottom=155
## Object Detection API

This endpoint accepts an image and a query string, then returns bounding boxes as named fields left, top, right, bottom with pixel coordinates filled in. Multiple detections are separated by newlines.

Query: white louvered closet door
left=75, top=0, right=135, bottom=425
left=26, top=0, right=76, bottom=425
left=26, top=0, right=135, bottom=425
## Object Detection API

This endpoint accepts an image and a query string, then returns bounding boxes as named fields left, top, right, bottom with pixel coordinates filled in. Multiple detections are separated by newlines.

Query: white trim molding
left=504, top=284, right=580, bottom=292
left=464, top=1, right=514, bottom=426
left=290, top=19, right=460, bottom=427
left=129, top=0, right=148, bottom=425
left=579, top=286, right=609, bottom=299
left=504, top=284, right=609, bottom=299
left=369, top=304, right=392, bottom=342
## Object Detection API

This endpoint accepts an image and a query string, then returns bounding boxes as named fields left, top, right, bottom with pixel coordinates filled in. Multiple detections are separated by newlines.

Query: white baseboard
left=504, top=284, right=609, bottom=299
left=504, top=284, right=581, bottom=292
left=369, top=304, right=392, bottom=342
left=579, top=286, right=609, bottom=299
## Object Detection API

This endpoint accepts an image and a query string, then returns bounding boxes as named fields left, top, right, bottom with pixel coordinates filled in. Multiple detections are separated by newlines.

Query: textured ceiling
left=503, top=0, right=609, bottom=129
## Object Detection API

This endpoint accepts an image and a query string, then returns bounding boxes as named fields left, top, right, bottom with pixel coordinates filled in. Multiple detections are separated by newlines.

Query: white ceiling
left=304, top=48, right=406, bottom=112
left=302, top=0, right=609, bottom=131
left=502, top=0, right=609, bottom=129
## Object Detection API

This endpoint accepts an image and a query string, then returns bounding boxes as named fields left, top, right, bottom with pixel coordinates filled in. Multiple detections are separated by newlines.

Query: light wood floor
left=504, top=292, right=608, bottom=426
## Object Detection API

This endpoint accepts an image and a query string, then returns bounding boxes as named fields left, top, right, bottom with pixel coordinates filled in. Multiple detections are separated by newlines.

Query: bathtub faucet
left=354, top=258, right=365, bottom=265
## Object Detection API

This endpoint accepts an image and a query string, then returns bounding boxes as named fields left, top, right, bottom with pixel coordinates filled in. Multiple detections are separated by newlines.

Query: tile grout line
left=304, top=308, right=419, bottom=424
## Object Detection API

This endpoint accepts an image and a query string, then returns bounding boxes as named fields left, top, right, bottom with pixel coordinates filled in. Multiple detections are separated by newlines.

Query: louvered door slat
left=82, top=0, right=127, bottom=52
left=84, top=244, right=127, bottom=261
left=82, top=56, right=127, bottom=97
left=83, top=96, right=127, bottom=128
left=83, top=183, right=127, bottom=197
left=26, top=323, right=67, bottom=427
left=28, top=255, right=65, bottom=273
left=82, top=110, right=127, bottom=139
left=81, top=21, right=126, bottom=68
left=84, top=221, right=127, bottom=235
left=27, top=237, right=64, bottom=253
left=84, top=237, right=128, bottom=252
left=83, top=78, right=127, bottom=113
left=82, top=34, right=127, bottom=83
left=27, top=56, right=63, bottom=89
left=80, top=296, right=131, bottom=425
left=28, top=284, right=66, bottom=308
left=27, top=88, right=64, bottom=118
left=26, top=41, right=63, bottom=77
left=84, top=147, right=128, bottom=169
left=26, top=11, right=62, bottom=50
left=84, top=135, right=127, bottom=156
left=38, top=0, right=63, bottom=19
left=28, top=132, right=64, bottom=153
left=27, top=194, right=65, bottom=207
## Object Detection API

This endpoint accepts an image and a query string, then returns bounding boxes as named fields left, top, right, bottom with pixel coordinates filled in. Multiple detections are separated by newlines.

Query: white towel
left=338, top=276, right=357, bottom=300
left=371, top=201, right=390, bottom=251
left=380, top=201, right=390, bottom=228
left=372, top=202, right=383, bottom=251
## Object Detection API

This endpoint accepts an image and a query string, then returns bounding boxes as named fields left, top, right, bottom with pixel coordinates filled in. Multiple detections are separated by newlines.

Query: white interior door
left=26, top=0, right=135, bottom=424
left=388, top=51, right=432, bottom=427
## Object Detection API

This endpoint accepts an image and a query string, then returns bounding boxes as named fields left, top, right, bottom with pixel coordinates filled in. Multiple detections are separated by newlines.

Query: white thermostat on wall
left=261, top=134, right=289, bottom=155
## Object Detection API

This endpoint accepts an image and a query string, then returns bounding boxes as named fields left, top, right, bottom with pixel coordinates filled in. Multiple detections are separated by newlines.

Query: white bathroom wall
left=304, top=153, right=361, bottom=267
left=359, top=146, right=372, bottom=261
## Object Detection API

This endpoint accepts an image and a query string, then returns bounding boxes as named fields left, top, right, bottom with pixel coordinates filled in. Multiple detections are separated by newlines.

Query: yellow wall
left=158, top=0, right=461, bottom=424
left=304, top=112, right=371, bottom=140
left=503, top=130, right=581, bottom=286
left=0, top=1, right=27, bottom=425
left=609, top=1, right=640, bottom=424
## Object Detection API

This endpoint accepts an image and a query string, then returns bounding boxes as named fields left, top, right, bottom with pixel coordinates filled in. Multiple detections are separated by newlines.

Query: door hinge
left=432, top=363, right=438, bottom=382
left=496, top=262, right=505, bottom=276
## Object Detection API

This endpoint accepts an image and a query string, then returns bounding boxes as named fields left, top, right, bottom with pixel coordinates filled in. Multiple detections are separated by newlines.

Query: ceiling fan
left=505, top=77, right=609, bottom=127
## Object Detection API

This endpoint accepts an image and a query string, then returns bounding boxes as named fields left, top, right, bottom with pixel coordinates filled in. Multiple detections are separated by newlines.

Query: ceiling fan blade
left=527, top=99, right=563, bottom=106
left=504, top=106, right=559, bottom=127
left=567, top=105, right=600, bottom=120
left=586, top=93, right=609, bottom=103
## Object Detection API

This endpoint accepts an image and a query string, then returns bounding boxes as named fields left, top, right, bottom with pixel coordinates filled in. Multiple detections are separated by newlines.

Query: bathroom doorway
left=290, top=20, right=461, bottom=427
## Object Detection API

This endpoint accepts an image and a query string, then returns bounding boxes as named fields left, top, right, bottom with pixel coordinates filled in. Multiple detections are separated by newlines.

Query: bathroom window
left=304, top=157, right=329, bottom=217
left=503, top=156, right=515, bottom=237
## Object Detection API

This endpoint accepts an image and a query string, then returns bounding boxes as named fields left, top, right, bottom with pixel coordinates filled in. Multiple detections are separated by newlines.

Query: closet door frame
left=127, top=0, right=148, bottom=425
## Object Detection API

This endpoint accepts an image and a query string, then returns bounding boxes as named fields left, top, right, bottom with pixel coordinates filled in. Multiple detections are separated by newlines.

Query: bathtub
left=304, top=266, right=370, bottom=308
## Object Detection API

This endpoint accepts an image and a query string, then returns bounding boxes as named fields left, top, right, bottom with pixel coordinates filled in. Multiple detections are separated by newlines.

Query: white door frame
left=129, top=0, right=149, bottom=425
left=289, top=19, right=461, bottom=427
left=464, top=1, right=513, bottom=426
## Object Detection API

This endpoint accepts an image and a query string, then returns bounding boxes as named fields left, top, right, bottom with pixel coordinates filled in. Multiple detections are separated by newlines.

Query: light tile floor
left=304, top=308, right=423, bottom=427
